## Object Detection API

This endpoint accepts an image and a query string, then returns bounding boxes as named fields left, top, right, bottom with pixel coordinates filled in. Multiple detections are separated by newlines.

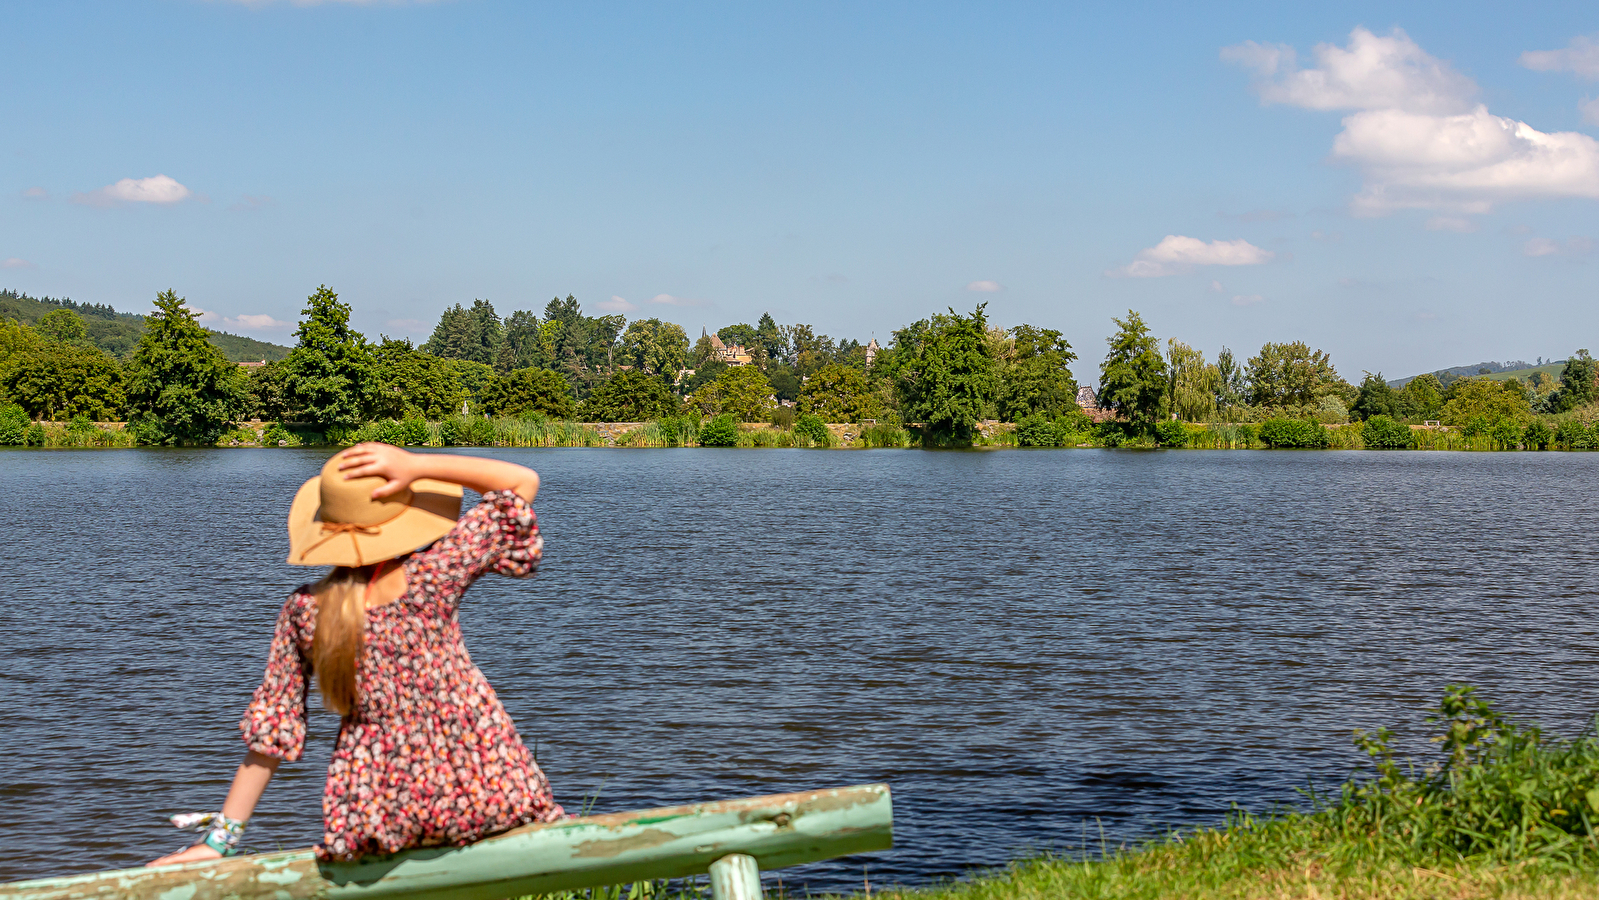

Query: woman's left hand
left=147, top=843, right=222, bottom=867
left=336, top=443, right=422, bottom=500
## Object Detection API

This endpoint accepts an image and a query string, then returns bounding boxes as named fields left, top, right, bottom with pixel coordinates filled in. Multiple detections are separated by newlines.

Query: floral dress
left=240, top=491, right=565, bottom=861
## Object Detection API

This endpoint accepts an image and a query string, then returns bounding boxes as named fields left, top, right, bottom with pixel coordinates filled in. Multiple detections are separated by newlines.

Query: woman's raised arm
left=337, top=444, right=540, bottom=503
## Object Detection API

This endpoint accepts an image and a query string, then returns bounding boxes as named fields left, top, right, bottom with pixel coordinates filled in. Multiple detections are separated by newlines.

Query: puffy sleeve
left=239, top=593, right=311, bottom=762
left=408, top=491, right=544, bottom=604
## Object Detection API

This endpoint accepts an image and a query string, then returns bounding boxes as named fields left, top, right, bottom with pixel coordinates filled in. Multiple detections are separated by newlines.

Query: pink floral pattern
left=240, top=491, right=564, bottom=861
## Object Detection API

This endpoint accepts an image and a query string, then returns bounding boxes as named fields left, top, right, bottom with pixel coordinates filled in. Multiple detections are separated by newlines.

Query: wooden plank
left=1, top=784, right=892, bottom=900
left=707, top=854, right=763, bottom=900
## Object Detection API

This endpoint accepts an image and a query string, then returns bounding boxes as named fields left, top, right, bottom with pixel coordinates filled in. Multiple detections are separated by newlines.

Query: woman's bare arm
left=147, top=751, right=280, bottom=866
left=337, top=444, right=540, bottom=502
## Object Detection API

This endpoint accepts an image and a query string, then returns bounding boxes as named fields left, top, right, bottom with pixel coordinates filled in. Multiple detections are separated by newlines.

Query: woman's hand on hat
left=337, top=443, right=421, bottom=500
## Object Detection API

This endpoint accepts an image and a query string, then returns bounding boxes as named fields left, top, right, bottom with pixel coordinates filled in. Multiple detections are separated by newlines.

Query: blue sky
left=4, top=1, right=1598, bottom=378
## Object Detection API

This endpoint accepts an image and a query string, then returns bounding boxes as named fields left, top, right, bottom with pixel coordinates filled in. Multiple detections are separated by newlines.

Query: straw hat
left=287, top=453, right=463, bottom=567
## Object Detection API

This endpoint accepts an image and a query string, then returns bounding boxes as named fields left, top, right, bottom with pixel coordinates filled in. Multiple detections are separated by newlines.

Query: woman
left=151, top=443, right=564, bottom=865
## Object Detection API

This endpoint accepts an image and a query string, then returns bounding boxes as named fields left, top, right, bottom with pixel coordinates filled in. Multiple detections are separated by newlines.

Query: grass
left=867, top=686, right=1599, bottom=900
left=512, top=689, right=1599, bottom=900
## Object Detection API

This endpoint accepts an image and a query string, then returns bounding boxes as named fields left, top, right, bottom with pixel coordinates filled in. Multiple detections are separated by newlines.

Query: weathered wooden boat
left=0, top=783, right=892, bottom=900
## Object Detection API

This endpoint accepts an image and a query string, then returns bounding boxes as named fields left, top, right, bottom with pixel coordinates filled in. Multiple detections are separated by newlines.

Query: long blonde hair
left=312, top=565, right=371, bottom=717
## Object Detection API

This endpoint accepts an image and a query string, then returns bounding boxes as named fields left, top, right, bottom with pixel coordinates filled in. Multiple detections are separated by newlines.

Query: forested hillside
left=0, top=290, right=289, bottom=362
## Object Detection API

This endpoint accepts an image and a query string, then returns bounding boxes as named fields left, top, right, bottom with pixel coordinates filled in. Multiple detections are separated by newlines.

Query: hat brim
left=287, top=476, right=464, bottom=567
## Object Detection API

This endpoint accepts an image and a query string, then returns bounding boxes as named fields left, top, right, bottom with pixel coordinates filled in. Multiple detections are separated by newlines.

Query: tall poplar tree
left=281, top=285, right=372, bottom=430
left=125, top=290, right=246, bottom=444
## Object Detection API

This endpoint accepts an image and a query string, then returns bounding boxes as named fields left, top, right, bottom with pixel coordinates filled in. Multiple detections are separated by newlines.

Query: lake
left=2, top=448, right=1598, bottom=890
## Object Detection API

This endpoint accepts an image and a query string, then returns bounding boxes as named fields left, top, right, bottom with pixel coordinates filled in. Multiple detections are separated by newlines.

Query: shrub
left=1361, top=414, right=1413, bottom=450
left=1154, top=419, right=1189, bottom=448
left=1523, top=419, right=1553, bottom=450
left=1096, top=420, right=1127, bottom=448
left=1259, top=417, right=1330, bottom=449
left=794, top=413, right=830, bottom=447
left=697, top=414, right=739, bottom=447
left=1235, top=423, right=1258, bottom=446
left=262, top=422, right=297, bottom=447
left=1015, top=414, right=1061, bottom=448
left=0, top=403, right=29, bottom=445
left=1556, top=418, right=1593, bottom=450
left=1490, top=418, right=1525, bottom=450
left=23, top=422, right=45, bottom=446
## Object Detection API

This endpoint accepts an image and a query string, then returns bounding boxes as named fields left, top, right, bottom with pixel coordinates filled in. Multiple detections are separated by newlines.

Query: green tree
left=496, top=310, right=548, bottom=373
left=1214, top=347, right=1246, bottom=411
left=480, top=367, right=576, bottom=418
left=997, top=325, right=1079, bottom=421
left=890, top=305, right=996, bottom=442
left=3, top=344, right=126, bottom=420
left=1398, top=374, right=1443, bottom=420
left=717, top=323, right=759, bottom=352
left=1098, top=310, right=1167, bottom=428
left=756, top=312, right=787, bottom=362
left=1551, top=350, right=1596, bottom=412
left=620, top=318, right=691, bottom=376
left=35, top=309, right=90, bottom=345
left=1246, top=341, right=1341, bottom=407
left=681, top=359, right=729, bottom=396
left=280, top=285, right=373, bottom=430
left=691, top=331, right=718, bottom=367
left=1166, top=339, right=1218, bottom=422
left=370, top=337, right=470, bottom=419
left=449, top=359, right=497, bottom=413
left=786, top=323, right=837, bottom=376
left=123, top=290, right=245, bottom=442
left=798, top=363, right=884, bottom=422
left=423, top=299, right=503, bottom=366
left=1439, top=378, right=1533, bottom=426
left=688, top=365, right=777, bottom=422
left=580, top=371, right=682, bottom=421
left=1352, top=373, right=1399, bottom=421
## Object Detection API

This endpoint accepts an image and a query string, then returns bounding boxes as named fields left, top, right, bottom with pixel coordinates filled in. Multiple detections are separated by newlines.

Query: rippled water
left=3, top=448, right=1599, bottom=890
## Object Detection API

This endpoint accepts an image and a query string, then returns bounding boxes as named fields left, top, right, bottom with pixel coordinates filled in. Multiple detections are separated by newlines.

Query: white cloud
left=965, top=280, right=1003, bottom=292
left=72, top=174, right=192, bottom=207
left=1227, top=28, right=1599, bottom=217
left=386, top=318, right=428, bottom=332
left=1232, top=294, right=1266, bottom=307
left=596, top=295, right=638, bottom=313
left=648, top=293, right=709, bottom=307
left=1520, top=35, right=1599, bottom=79
left=194, top=308, right=291, bottom=330
left=1110, top=235, right=1274, bottom=277
left=1223, top=27, right=1475, bottom=114
left=1524, top=236, right=1595, bottom=258
left=1426, top=216, right=1478, bottom=232
left=22, top=187, right=47, bottom=200
left=1210, top=280, right=1224, bottom=292
left=1, top=257, right=35, bottom=269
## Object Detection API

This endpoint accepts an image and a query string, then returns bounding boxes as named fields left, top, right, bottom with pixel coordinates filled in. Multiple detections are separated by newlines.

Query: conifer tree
left=280, top=285, right=372, bottom=431
left=124, top=290, right=246, bottom=443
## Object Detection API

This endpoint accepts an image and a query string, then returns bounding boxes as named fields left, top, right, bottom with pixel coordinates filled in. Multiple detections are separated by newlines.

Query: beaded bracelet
left=171, top=812, right=248, bottom=857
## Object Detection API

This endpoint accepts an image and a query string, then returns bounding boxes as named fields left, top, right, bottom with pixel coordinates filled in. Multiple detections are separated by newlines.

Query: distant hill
left=1388, top=360, right=1549, bottom=388
left=0, top=289, right=291, bottom=362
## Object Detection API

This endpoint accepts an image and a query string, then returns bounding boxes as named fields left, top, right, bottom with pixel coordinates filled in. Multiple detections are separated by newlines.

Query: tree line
left=1, top=285, right=1592, bottom=447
